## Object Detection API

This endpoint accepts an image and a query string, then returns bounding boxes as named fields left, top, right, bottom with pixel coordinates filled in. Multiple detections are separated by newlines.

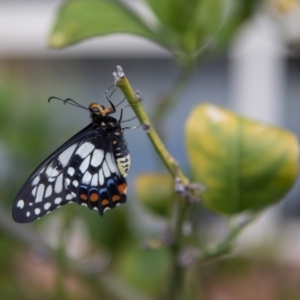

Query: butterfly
left=12, top=96, right=130, bottom=223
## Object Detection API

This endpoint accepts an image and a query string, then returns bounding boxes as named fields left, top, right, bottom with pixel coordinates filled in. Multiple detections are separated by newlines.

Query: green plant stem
left=116, top=68, right=196, bottom=299
left=166, top=198, right=189, bottom=300
left=115, top=72, right=189, bottom=186
left=199, top=215, right=256, bottom=262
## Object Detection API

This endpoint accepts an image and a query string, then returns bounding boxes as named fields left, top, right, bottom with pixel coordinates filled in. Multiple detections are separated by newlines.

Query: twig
left=113, top=65, right=190, bottom=187
left=198, top=214, right=256, bottom=262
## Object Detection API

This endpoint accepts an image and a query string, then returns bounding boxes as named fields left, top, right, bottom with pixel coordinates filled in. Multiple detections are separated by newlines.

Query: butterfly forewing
left=13, top=116, right=130, bottom=223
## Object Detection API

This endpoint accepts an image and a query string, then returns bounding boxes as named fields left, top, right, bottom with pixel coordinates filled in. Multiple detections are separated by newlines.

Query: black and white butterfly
left=13, top=96, right=130, bottom=223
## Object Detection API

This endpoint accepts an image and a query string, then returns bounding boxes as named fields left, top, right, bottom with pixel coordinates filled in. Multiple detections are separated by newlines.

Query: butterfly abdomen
left=112, top=136, right=130, bottom=178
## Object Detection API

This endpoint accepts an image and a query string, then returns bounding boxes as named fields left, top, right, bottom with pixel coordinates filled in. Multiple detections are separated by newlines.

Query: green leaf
left=147, top=0, right=223, bottom=53
left=135, top=173, right=174, bottom=216
left=194, top=0, right=224, bottom=35
left=185, top=104, right=299, bottom=215
left=49, top=0, right=165, bottom=48
left=146, top=0, right=200, bottom=34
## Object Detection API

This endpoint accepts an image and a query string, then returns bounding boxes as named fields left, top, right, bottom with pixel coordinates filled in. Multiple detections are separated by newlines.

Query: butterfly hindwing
left=13, top=124, right=128, bottom=223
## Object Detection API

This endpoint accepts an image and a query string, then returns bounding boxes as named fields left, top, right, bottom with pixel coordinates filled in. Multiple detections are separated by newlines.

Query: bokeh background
left=1, top=0, right=300, bottom=299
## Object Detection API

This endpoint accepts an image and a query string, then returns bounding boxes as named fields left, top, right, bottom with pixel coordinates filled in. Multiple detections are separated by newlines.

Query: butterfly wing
left=13, top=124, right=128, bottom=223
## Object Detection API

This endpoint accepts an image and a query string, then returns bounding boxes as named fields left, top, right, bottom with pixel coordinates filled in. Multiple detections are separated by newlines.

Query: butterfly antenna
left=104, top=85, right=116, bottom=102
left=48, top=96, right=88, bottom=110
left=104, top=85, right=116, bottom=113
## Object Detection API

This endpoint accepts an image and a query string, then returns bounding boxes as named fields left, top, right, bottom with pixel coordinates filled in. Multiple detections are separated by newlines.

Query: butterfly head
left=89, top=103, right=115, bottom=118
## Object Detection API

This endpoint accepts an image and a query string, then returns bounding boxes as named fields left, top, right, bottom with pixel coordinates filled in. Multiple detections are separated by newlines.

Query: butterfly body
left=13, top=102, right=130, bottom=223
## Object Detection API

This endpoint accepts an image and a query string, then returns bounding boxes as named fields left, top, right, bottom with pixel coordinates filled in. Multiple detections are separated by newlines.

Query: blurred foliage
left=114, top=241, right=171, bottom=295
left=0, top=0, right=299, bottom=300
left=135, top=173, right=174, bottom=216
left=0, top=79, right=52, bottom=208
left=49, top=0, right=260, bottom=65
left=200, top=256, right=300, bottom=300
left=49, top=0, right=172, bottom=49
left=0, top=233, right=25, bottom=300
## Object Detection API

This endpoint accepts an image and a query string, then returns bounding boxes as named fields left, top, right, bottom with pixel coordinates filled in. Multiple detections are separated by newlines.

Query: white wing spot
left=48, top=177, right=55, bottom=182
left=34, top=208, right=41, bottom=215
left=35, top=184, right=45, bottom=203
left=91, top=149, right=104, bottom=167
left=32, top=175, right=40, bottom=186
left=75, top=142, right=95, bottom=158
left=65, top=178, right=71, bottom=188
left=106, top=152, right=116, bottom=173
left=72, top=180, right=79, bottom=187
left=26, top=211, right=30, bottom=217
left=81, top=203, right=87, bottom=207
left=67, top=167, right=75, bottom=176
left=44, top=202, right=51, bottom=210
left=102, top=161, right=110, bottom=178
left=58, top=144, right=77, bottom=167
left=66, top=194, right=73, bottom=200
left=45, top=185, right=52, bottom=198
left=46, top=165, right=59, bottom=177
left=79, top=155, right=90, bottom=173
left=31, top=186, right=37, bottom=197
left=17, top=200, right=25, bottom=209
left=54, top=197, right=62, bottom=205
left=99, top=169, right=104, bottom=185
left=91, top=174, right=98, bottom=186
left=82, top=171, right=92, bottom=185
left=55, top=173, right=63, bottom=193
left=93, top=207, right=98, bottom=211
left=29, top=202, right=33, bottom=206
left=103, top=207, right=111, bottom=213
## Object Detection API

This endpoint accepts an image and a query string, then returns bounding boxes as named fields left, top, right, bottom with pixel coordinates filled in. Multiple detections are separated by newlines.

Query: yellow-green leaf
left=185, top=104, right=299, bottom=215
left=135, top=173, right=174, bottom=216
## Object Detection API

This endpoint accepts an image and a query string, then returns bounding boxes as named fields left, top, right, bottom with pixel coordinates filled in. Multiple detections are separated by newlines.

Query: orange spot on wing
left=80, top=194, right=87, bottom=201
left=117, top=183, right=127, bottom=195
left=112, top=195, right=121, bottom=202
left=90, top=193, right=99, bottom=202
left=101, top=199, right=109, bottom=206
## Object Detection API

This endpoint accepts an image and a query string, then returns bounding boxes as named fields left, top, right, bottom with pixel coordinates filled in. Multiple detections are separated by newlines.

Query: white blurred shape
left=230, top=13, right=286, bottom=125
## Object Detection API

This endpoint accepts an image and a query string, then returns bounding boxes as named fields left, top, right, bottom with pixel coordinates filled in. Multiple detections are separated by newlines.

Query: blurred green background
left=1, top=0, right=300, bottom=299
